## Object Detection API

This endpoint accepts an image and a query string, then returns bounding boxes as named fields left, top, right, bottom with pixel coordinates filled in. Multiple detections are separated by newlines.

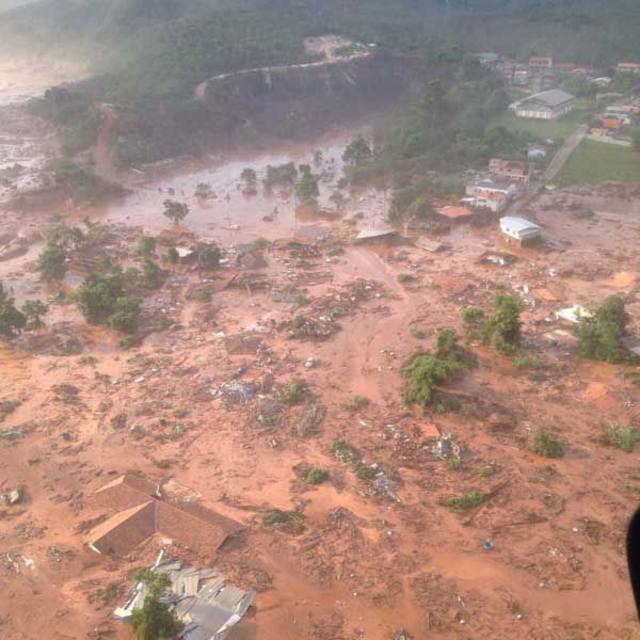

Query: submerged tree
left=162, top=199, right=189, bottom=225
left=194, top=182, right=213, bottom=199
left=295, top=165, right=319, bottom=204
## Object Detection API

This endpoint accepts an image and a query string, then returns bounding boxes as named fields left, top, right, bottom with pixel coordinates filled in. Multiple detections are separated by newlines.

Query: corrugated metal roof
left=520, top=89, right=575, bottom=107
left=500, top=217, right=541, bottom=233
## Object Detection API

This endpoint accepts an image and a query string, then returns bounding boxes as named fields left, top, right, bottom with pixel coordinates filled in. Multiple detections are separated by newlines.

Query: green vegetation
left=304, top=467, right=330, bottom=485
left=119, top=335, right=134, bottom=350
left=481, top=295, right=522, bottom=355
left=512, top=353, right=544, bottom=370
left=295, top=165, right=319, bottom=204
left=141, top=257, right=164, bottom=289
left=263, top=509, right=304, bottom=527
left=30, top=87, right=101, bottom=156
left=75, top=270, right=139, bottom=332
left=410, top=326, right=426, bottom=339
left=439, top=490, right=484, bottom=512
left=48, top=158, right=122, bottom=203
left=397, top=273, right=417, bottom=284
left=489, top=107, right=588, bottom=141
left=263, top=163, right=297, bottom=191
left=602, top=422, right=639, bottom=453
left=345, top=395, right=370, bottom=412
left=461, top=307, right=485, bottom=343
left=194, top=182, right=213, bottom=199
left=447, top=456, right=461, bottom=471
left=137, top=236, right=156, bottom=256
left=530, top=428, right=564, bottom=458
left=577, top=295, right=630, bottom=363
left=37, top=241, right=67, bottom=281
left=240, top=168, right=258, bottom=194
left=278, top=379, right=307, bottom=405
left=405, top=329, right=477, bottom=407
left=556, top=140, right=640, bottom=187
left=197, top=243, right=221, bottom=269
left=131, top=568, right=184, bottom=640
left=0, top=283, right=26, bottom=337
left=162, top=199, right=189, bottom=225
left=330, top=439, right=375, bottom=480
left=165, top=246, right=179, bottom=264
left=22, top=300, right=48, bottom=329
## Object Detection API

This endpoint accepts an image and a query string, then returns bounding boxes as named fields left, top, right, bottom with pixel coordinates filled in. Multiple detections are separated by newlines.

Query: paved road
left=541, top=123, right=588, bottom=184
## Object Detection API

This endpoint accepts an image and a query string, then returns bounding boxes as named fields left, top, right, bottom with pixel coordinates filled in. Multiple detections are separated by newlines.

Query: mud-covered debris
left=213, top=380, right=256, bottom=404
left=283, top=314, right=338, bottom=340
left=224, top=333, right=263, bottom=355
left=0, top=427, right=23, bottom=440
left=432, top=433, right=461, bottom=460
left=0, top=399, right=20, bottom=423
left=52, top=384, right=83, bottom=405
left=255, top=398, right=284, bottom=426
left=295, top=401, right=326, bottom=437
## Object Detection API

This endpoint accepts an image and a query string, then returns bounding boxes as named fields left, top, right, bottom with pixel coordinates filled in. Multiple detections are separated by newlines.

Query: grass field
left=556, top=139, right=640, bottom=186
left=490, top=109, right=590, bottom=141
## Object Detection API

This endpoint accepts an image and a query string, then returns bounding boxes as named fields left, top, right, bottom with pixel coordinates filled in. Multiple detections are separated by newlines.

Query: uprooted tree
left=131, top=568, right=184, bottom=640
left=404, top=328, right=477, bottom=407
left=577, top=294, right=630, bottom=363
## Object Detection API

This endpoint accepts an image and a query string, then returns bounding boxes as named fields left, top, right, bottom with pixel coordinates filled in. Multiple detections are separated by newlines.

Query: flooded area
left=1, top=55, right=640, bottom=640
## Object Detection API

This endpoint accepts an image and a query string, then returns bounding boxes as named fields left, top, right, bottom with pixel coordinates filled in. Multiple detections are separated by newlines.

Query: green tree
left=142, top=257, right=163, bottom=289
left=577, top=295, right=630, bottom=363
left=76, top=271, right=125, bottom=324
left=165, top=246, right=179, bottom=264
left=22, top=300, right=48, bottom=329
left=295, top=165, right=319, bottom=204
left=342, top=136, right=372, bottom=166
left=109, top=296, right=140, bottom=332
left=481, top=295, right=522, bottom=355
left=162, top=199, right=189, bottom=224
left=131, top=569, right=183, bottom=640
left=37, top=241, right=67, bottom=281
left=138, top=235, right=156, bottom=255
left=197, top=243, right=221, bottom=269
left=240, top=168, right=258, bottom=194
left=194, top=182, right=212, bottom=199
left=0, top=283, right=26, bottom=337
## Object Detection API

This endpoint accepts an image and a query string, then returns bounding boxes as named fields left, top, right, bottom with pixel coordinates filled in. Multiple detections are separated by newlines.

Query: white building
left=510, top=89, right=576, bottom=120
left=500, top=216, right=542, bottom=244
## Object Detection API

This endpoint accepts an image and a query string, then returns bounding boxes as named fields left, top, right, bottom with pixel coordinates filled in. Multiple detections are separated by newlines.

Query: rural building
left=526, top=145, right=547, bottom=160
left=489, top=158, right=530, bottom=183
left=436, top=205, right=474, bottom=221
left=466, top=192, right=507, bottom=213
left=528, top=56, right=553, bottom=70
left=499, top=216, right=542, bottom=244
left=617, top=62, right=640, bottom=74
left=513, top=68, right=530, bottom=85
left=474, top=52, right=500, bottom=70
left=86, top=475, right=241, bottom=558
left=466, top=178, right=518, bottom=201
left=511, top=89, right=576, bottom=120
left=115, top=558, right=256, bottom=640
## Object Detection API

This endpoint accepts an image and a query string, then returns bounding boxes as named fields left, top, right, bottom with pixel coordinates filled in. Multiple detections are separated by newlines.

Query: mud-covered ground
left=1, top=175, right=640, bottom=640
left=2, top=57, right=640, bottom=640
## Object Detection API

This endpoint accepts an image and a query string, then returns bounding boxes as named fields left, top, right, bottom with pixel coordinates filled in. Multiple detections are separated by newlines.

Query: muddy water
left=90, top=131, right=388, bottom=244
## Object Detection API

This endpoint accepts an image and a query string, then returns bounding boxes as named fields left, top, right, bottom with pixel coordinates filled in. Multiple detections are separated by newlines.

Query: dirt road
left=542, top=123, right=588, bottom=184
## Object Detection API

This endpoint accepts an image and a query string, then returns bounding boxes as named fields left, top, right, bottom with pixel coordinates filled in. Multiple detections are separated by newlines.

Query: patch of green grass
left=447, top=456, right=461, bottom=471
left=397, top=273, right=417, bottom=284
left=439, top=490, right=484, bottom=512
left=278, top=378, right=306, bottom=405
left=530, top=428, right=564, bottom=458
left=345, top=395, right=370, bottom=412
left=304, top=467, right=330, bottom=484
left=410, top=326, right=426, bottom=339
left=119, top=336, right=134, bottom=350
left=354, top=462, right=376, bottom=480
left=330, top=439, right=360, bottom=464
left=602, top=422, right=640, bottom=453
left=490, top=106, right=590, bottom=141
left=263, top=509, right=304, bottom=527
left=513, top=353, right=544, bottom=370
left=556, top=140, right=640, bottom=187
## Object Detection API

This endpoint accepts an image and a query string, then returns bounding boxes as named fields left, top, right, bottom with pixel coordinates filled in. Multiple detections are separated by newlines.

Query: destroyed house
left=87, top=475, right=241, bottom=558
left=511, top=89, right=575, bottom=120
left=116, top=560, right=256, bottom=640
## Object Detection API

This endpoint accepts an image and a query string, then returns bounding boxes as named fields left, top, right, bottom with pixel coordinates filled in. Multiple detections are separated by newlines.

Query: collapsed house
left=499, top=216, right=542, bottom=245
left=86, top=473, right=241, bottom=558
left=115, top=556, right=256, bottom=640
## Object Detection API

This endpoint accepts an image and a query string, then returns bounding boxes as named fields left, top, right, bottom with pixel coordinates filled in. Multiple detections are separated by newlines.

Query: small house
left=511, top=89, right=576, bottom=120
left=499, top=216, right=542, bottom=245
left=529, top=56, right=553, bottom=70
left=489, top=158, right=530, bottom=183
left=466, top=178, right=518, bottom=201
left=617, top=62, right=640, bottom=74
left=437, top=205, right=474, bottom=222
